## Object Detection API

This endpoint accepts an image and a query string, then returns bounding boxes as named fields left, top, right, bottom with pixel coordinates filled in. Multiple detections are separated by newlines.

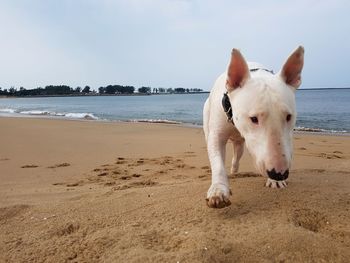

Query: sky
left=0, top=0, right=350, bottom=91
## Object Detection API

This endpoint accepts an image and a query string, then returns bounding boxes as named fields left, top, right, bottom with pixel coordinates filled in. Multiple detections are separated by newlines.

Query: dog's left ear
left=280, top=46, right=304, bottom=89
left=226, top=49, right=250, bottom=91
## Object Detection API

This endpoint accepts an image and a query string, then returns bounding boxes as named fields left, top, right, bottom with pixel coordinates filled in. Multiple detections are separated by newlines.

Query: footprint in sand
left=53, top=181, right=81, bottom=187
left=21, top=164, right=39, bottom=168
left=53, top=222, right=80, bottom=237
left=230, top=172, right=261, bottom=178
left=129, top=179, right=157, bottom=187
left=114, top=157, right=128, bottom=164
left=110, top=179, right=157, bottom=191
left=298, top=147, right=307, bottom=150
left=104, top=181, right=116, bottom=186
left=333, top=151, right=343, bottom=154
left=52, top=182, right=66, bottom=186
left=0, top=204, right=31, bottom=221
left=317, top=153, right=343, bottom=159
left=172, top=174, right=188, bottom=179
left=66, top=182, right=80, bottom=187
left=111, top=185, right=130, bottom=191
left=47, top=163, right=70, bottom=169
left=291, top=208, right=327, bottom=232
left=88, top=154, right=202, bottom=190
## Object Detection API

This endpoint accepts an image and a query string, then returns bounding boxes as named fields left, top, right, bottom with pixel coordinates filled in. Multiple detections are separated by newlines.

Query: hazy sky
left=1, top=0, right=349, bottom=90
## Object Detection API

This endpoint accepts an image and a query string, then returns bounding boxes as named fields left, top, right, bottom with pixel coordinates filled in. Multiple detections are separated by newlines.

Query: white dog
left=203, top=46, right=304, bottom=208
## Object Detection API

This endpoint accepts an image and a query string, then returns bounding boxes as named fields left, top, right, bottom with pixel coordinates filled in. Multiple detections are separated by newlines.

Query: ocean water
left=0, top=89, right=349, bottom=133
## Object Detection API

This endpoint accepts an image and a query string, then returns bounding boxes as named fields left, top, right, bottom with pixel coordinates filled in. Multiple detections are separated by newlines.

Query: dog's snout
left=267, top=168, right=289, bottom=181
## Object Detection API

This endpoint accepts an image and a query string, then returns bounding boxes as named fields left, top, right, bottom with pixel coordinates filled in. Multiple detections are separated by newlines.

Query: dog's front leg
left=206, top=132, right=231, bottom=208
left=230, top=139, right=244, bottom=175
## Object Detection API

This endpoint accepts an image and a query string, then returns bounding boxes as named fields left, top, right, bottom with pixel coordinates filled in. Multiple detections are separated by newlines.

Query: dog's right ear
left=280, top=46, right=304, bottom=89
left=226, top=49, right=250, bottom=91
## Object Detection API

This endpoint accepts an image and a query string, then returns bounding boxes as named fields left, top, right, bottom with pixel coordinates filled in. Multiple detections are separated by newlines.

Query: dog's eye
left=286, top=114, right=292, bottom=122
left=250, top=116, right=259, bottom=124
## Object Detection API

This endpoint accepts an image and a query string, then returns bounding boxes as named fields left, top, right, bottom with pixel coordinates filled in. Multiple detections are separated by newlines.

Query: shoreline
left=1, top=114, right=349, bottom=137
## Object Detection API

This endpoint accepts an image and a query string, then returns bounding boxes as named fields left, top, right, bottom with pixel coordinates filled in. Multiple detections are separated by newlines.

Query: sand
left=0, top=117, right=349, bottom=262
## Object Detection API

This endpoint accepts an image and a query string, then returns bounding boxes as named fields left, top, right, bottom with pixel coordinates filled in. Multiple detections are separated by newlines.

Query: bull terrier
left=203, top=46, right=304, bottom=208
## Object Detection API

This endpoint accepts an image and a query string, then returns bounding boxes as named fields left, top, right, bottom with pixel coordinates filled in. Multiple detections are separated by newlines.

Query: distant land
left=0, top=85, right=206, bottom=98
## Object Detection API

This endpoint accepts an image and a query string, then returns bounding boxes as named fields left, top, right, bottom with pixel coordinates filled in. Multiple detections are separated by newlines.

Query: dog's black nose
left=267, top=168, right=289, bottom=181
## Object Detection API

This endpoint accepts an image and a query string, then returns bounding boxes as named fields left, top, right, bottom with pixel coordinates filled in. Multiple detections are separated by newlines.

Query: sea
left=0, top=89, right=349, bottom=134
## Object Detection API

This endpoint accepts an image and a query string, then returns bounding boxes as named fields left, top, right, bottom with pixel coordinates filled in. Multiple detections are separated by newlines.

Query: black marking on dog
left=222, top=92, right=235, bottom=125
left=267, top=168, right=289, bottom=181
left=250, top=68, right=274, bottom=74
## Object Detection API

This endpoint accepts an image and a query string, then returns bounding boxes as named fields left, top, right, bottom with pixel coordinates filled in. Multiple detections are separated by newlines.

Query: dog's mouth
left=266, top=168, right=289, bottom=181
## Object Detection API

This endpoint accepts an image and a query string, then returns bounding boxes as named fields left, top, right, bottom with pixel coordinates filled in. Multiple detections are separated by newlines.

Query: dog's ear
left=280, top=46, right=304, bottom=89
left=226, top=49, right=250, bottom=91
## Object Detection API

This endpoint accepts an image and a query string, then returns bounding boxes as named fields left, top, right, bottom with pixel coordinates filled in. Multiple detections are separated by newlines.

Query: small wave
left=65, top=113, right=98, bottom=120
left=0, top=108, right=17, bottom=114
left=20, top=110, right=50, bottom=115
left=1, top=108, right=98, bottom=120
left=294, top=126, right=347, bottom=133
left=128, top=119, right=182, bottom=124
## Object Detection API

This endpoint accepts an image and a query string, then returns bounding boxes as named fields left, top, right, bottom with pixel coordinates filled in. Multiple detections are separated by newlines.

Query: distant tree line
left=152, top=88, right=203, bottom=94
left=137, top=87, right=204, bottom=94
left=0, top=85, right=92, bottom=96
left=0, top=85, right=203, bottom=97
left=98, top=85, right=135, bottom=94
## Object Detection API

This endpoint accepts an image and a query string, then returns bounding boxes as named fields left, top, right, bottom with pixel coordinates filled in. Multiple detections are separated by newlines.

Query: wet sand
left=0, top=117, right=349, bottom=262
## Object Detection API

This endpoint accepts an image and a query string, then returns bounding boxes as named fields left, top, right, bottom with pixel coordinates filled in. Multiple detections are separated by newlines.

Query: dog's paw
left=206, top=183, right=232, bottom=208
left=265, top=178, right=288, bottom=188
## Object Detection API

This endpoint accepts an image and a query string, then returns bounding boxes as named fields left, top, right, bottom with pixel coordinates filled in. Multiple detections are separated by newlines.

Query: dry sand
left=0, top=117, right=349, bottom=262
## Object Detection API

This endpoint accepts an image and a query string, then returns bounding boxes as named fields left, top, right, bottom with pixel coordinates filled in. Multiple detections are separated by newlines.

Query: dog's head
left=226, top=46, right=304, bottom=181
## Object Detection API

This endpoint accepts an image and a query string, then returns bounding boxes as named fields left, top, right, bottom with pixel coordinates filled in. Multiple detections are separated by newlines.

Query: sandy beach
left=0, top=117, right=349, bottom=262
